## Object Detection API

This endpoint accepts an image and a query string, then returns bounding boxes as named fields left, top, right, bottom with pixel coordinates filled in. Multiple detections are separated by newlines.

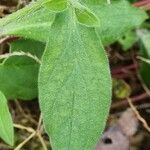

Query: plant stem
left=112, top=92, right=149, bottom=109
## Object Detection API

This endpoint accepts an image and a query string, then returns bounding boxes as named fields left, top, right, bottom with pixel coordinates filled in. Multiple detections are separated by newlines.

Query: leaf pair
left=0, top=1, right=146, bottom=45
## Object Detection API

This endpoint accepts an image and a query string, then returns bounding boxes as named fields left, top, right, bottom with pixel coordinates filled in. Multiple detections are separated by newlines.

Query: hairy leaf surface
left=43, top=0, right=68, bottom=12
left=39, top=11, right=111, bottom=150
left=81, top=0, right=106, bottom=5
left=0, top=2, right=55, bottom=42
left=88, top=1, right=147, bottom=45
left=74, top=4, right=99, bottom=27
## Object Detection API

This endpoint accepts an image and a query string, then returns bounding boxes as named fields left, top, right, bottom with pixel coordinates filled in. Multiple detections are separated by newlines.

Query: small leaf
left=113, top=79, right=131, bottom=99
left=75, top=4, right=99, bottom=27
left=118, top=30, right=138, bottom=51
left=43, top=0, right=68, bottom=12
left=0, top=91, right=14, bottom=146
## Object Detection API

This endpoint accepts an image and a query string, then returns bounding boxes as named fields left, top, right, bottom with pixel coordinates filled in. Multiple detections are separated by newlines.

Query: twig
left=14, top=123, right=35, bottom=133
left=36, top=114, right=43, bottom=131
left=36, top=132, right=48, bottom=150
left=137, top=56, right=150, bottom=65
left=112, top=64, right=138, bottom=75
left=142, top=3, right=150, bottom=10
left=112, top=73, right=136, bottom=79
left=0, top=36, right=19, bottom=44
left=134, top=0, right=150, bottom=7
left=133, top=0, right=150, bottom=10
left=36, top=114, right=48, bottom=150
left=14, top=132, right=36, bottom=150
left=14, top=100, right=38, bottom=125
left=112, top=92, right=149, bottom=109
left=136, top=103, right=150, bottom=109
left=127, top=97, right=150, bottom=132
left=14, top=114, right=48, bottom=150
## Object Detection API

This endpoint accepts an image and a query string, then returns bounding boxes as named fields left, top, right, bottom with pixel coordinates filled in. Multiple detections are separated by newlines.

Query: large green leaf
left=0, top=91, right=14, bottom=146
left=0, top=39, right=44, bottom=100
left=0, top=1, right=146, bottom=46
left=39, top=10, right=111, bottom=150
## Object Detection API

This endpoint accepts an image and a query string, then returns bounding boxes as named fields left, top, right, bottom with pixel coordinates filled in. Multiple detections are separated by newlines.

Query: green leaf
left=10, top=39, right=44, bottom=58
left=43, top=0, right=68, bottom=12
left=88, top=1, right=147, bottom=45
left=80, top=0, right=106, bottom=5
left=113, top=79, right=131, bottom=99
left=39, top=11, right=111, bottom=150
left=0, top=39, right=44, bottom=100
left=74, top=4, right=99, bottom=27
left=0, top=56, right=39, bottom=100
left=118, top=30, right=138, bottom=51
left=0, top=3, right=55, bottom=42
left=0, top=91, right=14, bottom=146
left=137, top=29, right=150, bottom=87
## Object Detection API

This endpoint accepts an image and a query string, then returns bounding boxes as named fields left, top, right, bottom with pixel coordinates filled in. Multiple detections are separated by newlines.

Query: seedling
left=0, top=0, right=147, bottom=149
